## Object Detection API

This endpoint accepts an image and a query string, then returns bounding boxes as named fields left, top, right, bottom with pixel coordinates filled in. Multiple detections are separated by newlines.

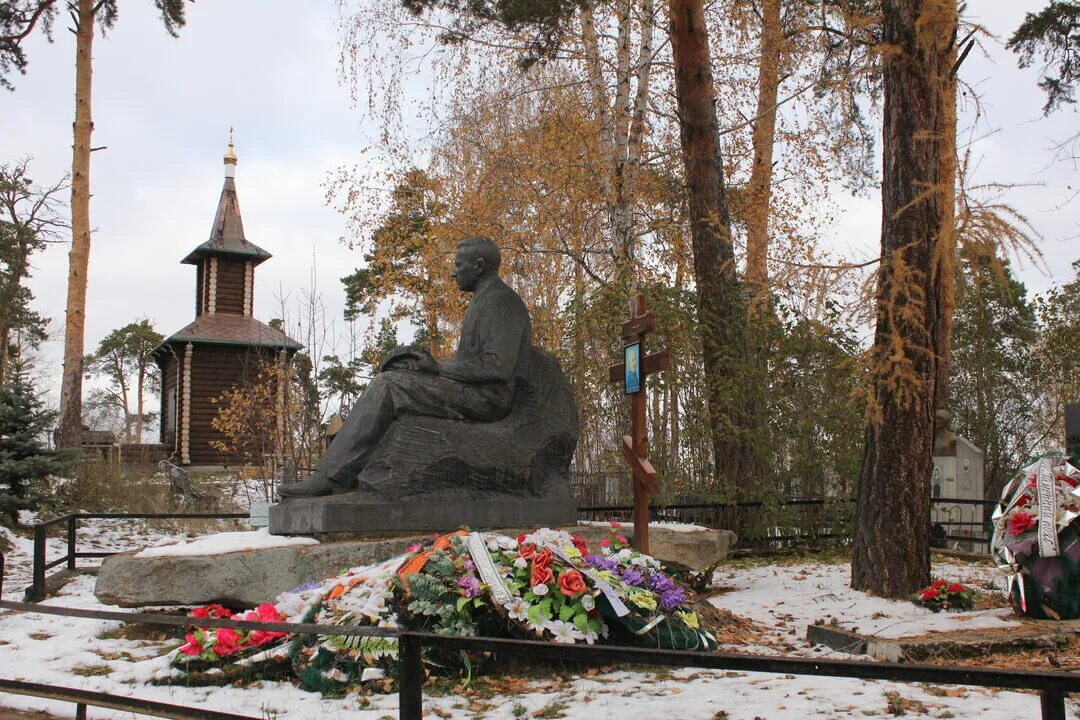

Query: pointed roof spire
left=181, top=131, right=271, bottom=266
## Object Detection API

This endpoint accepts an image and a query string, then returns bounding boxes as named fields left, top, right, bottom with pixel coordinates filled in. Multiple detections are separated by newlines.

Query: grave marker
left=608, top=295, right=669, bottom=554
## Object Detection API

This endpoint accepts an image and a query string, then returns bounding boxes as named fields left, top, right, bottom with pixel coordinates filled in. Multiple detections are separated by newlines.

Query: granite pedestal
left=269, top=495, right=576, bottom=535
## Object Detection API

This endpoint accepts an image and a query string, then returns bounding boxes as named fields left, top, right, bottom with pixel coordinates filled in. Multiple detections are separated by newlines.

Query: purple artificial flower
left=648, top=573, right=675, bottom=594
left=659, top=587, right=687, bottom=612
left=584, top=555, right=619, bottom=573
left=457, top=576, right=481, bottom=598
left=463, top=559, right=476, bottom=572
left=621, top=568, right=645, bottom=587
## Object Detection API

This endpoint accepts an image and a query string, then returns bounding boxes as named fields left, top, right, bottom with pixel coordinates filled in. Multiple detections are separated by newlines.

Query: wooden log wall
left=215, top=259, right=247, bottom=315
left=186, top=344, right=273, bottom=465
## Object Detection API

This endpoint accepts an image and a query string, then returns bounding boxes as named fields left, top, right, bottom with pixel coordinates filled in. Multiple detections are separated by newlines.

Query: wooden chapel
left=153, top=136, right=301, bottom=466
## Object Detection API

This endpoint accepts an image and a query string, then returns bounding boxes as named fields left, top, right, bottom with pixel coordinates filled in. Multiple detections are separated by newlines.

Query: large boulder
left=94, top=524, right=736, bottom=607
left=94, top=535, right=422, bottom=608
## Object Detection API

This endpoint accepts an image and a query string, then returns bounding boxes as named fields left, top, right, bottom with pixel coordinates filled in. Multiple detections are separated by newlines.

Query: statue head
left=452, top=236, right=501, bottom=292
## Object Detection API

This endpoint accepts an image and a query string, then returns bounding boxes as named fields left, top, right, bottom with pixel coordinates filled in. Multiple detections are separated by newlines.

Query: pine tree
left=0, top=368, right=71, bottom=525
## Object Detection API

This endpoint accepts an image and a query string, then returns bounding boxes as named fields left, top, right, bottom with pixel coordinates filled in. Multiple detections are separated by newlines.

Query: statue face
left=452, top=245, right=485, bottom=292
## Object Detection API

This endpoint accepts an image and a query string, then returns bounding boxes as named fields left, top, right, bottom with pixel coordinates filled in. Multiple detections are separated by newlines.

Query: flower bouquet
left=991, top=455, right=1080, bottom=620
left=170, top=525, right=716, bottom=694
left=912, top=579, right=974, bottom=612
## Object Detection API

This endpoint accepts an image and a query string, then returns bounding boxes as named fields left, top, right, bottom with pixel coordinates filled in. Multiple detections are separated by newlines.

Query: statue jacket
left=439, top=275, right=532, bottom=389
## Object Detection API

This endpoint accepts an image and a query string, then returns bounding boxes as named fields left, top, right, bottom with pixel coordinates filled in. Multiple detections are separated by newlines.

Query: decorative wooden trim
left=276, top=348, right=287, bottom=470
left=181, top=343, right=193, bottom=465
left=243, top=262, right=253, bottom=316
left=173, top=354, right=181, bottom=452
left=208, top=257, right=218, bottom=314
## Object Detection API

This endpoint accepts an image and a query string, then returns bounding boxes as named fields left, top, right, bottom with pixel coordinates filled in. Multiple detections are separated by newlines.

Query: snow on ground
left=712, top=558, right=1019, bottom=640
left=0, top=522, right=1075, bottom=720
left=576, top=520, right=709, bottom=533
left=135, top=528, right=318, bottom=558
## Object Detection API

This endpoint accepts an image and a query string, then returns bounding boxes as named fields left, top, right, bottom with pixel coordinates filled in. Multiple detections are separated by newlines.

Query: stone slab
left=269, top=496, right=577, bottom=536
left=94, top=524, right=736, bottom=607
left=807, top=620, right=1080, bottom=661
left=94, top=535, right=424, bottom=608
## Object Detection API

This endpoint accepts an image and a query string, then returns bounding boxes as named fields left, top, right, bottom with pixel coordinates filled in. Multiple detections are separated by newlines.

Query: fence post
left=29, top=523, right=46, bottom=602
left=1040, top=689, right=1065, bottom=720
left=397, top=633, right=423, bottom=720
left=67, top=516, right=77, bottom=570
left=75, top=703, right=86, bottom=720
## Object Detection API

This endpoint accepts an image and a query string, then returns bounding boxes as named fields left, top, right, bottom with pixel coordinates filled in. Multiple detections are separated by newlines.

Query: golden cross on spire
left=224, top=127, right=238, bottom=166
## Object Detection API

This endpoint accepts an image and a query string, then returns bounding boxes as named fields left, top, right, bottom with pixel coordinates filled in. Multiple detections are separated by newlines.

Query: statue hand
left=413, top=354, right=439, bottom=374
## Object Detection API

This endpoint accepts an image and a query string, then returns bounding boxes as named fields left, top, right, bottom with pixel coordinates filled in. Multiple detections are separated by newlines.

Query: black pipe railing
left=0, top=598, right=1073, bottom=720
left=20, top=501, right=997, bottom=602
left=23, top=512, right=249, bottom=601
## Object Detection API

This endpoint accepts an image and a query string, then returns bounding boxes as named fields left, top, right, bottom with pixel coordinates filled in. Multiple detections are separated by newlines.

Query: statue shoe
left=278, top=474, right=335, bottom=498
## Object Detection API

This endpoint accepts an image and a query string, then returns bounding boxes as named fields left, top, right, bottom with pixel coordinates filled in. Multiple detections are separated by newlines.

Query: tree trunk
left=667, top=0, right=758, bottom=495
left=57, top=0, right=95, bottom=449
left=851, top=0, right=957, bottom=598
left=135, top=365, right=145, bottom=441
left=933, top=10, right=958, bottom=423
left=745, top=0, right=782, bottom=309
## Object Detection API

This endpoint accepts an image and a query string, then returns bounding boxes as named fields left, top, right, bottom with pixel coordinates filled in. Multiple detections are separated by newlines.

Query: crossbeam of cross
left=607, top=295, right=669, bottom=555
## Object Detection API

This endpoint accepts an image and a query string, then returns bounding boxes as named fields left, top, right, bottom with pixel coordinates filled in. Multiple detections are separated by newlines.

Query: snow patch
left=576, top=520, right=709, bottom=533
left=135, top=528, right=318, bottom=558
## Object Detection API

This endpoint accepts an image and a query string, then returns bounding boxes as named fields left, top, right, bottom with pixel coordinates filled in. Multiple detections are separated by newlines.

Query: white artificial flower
left=583, top=629, right=599, bottom=645
left=545, top=620, right=585, bottom=644
left=600, top=620, right=610, bottom=639
left=514, top=557, right=528, bottom=569
left=524, top=528, right=576, bottom=550
left=486, top=537, right=501, bottom=552
left=533, top=583, right=549, bottom=596
left=581, top=594, right=595, bottom=611
left=505, top=599, right=531, bottom=622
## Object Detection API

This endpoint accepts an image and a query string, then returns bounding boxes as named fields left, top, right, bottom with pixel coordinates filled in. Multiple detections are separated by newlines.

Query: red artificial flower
left=1027, top=476, right=1038, bottom=488
left=531, top=564, right=554, bottom=587
left=599, top=539, right=611, bottom=548
left=947, top=583, right=966, bottom=593
left=920, top=588, right=940, bottom=602
left=212, top=628, right=241, bottom=656
left=179, top=633, right=203, bottom=657
left=616, top=536, right=629, bottom=544
left=516, top=533, right=528, bottom=546
left=571, top=536, right=588, bottom=556
left=557, top=569, right=587, bottom=597
left=191, top=603, right=233, bottom=620
left=534, top=548, right=554, bottom=569
left=1009, top=512, right=1036, bottom=536
left=931, top=579, right=948, bottom=590
left=518, top=543, right=536, bottom=560
left=255, top=603, right=283, bottom=623
left=610, top=522, right=622, bottom=529
left=248, top=629, right=285, bottom=646
left=1057, top=473, right=1079, bottom=488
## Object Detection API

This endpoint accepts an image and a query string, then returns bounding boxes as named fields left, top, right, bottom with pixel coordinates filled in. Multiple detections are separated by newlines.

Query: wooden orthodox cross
left=608, top=295, right=670, bottom=555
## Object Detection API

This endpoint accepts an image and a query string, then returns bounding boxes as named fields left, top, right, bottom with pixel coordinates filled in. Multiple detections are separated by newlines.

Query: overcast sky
left=0, top=0, right=1077, bottom=409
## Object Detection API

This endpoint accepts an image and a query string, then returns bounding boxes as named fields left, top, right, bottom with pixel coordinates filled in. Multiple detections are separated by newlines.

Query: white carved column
left=243, top=261, right=253, bottom=316
left=181, top=343, right=193, bottom=465
left=208, top=257, right=218, bottom=314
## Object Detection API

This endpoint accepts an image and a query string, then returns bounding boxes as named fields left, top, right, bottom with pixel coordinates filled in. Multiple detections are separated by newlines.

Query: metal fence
left=0, top=598, right=1073, bottom=720
left=20, top=499, right=995, bottom=603
left=24, top=512, right=249, bottom=602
